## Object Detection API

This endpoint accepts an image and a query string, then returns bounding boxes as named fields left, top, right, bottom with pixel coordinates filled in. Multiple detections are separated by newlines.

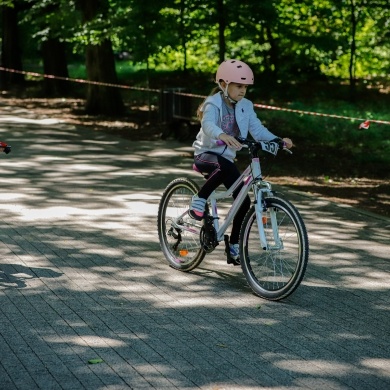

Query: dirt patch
left=270, top=176, right=390, bottom=218
left=1, top=96, right=389, bottom=218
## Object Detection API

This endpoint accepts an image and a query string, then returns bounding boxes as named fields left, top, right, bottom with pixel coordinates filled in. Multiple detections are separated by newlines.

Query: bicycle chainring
left=200, top=219, right=218, bottom=253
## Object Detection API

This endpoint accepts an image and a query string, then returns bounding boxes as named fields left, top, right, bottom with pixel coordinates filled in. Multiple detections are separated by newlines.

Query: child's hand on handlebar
left=282, top=138, right=293, bottom=149
left=218, top=133, right=243, bottom=150
left=283, top=138, right=294, bottom=149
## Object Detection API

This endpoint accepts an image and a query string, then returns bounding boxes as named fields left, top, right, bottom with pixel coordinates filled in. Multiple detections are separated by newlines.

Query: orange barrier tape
left=252, top=103, right=390, bottom=127
left=1, top=67, right=389, bottom=127
left=175, top=92, right=390, bottom=129
left=0, top=66, right=160, bottom=92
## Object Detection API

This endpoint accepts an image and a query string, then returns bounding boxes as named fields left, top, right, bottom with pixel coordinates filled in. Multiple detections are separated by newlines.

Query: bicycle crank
left=200, top=218, right=218, bottom=253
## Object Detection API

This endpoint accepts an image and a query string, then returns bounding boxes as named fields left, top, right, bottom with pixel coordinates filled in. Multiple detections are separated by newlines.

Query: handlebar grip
left=216, top=137, right=290, bottom=154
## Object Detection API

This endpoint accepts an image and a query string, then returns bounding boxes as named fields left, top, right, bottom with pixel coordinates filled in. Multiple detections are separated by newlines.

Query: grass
left=253, top=84, right=390, bottom=178
left=13, top=62, right=390, bottom=178
left=259, top=105, right=390, bottom=178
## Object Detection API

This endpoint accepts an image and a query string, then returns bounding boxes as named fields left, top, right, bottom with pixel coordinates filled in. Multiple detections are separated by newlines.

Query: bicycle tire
left=240, top=196, right=309, bottom=300
left=157, top=178, right=206, bottom=271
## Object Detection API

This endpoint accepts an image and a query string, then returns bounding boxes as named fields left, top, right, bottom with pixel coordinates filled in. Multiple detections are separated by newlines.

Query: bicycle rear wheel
left=240, top=196, right=309, bottom=300
left=157, top=178, right=206, bottom=271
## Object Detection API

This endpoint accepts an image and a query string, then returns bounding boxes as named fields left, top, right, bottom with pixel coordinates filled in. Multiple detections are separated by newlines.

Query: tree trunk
left=0, top=4, right=24, bottom=89
left=217, top=0, right=226, bottom=63
left=180, top=0, right=187, bottom=71
left=77, top=0, right=124, bottom=115
left=42, top=38, right=70, bottom=96
left=349, top=0, right=357, bottom=100
left=85, top=40, right=124, bottom=115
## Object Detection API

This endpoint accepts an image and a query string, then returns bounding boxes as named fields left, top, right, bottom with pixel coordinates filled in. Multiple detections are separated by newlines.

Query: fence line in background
left=1, top=66, right=390, bottom=128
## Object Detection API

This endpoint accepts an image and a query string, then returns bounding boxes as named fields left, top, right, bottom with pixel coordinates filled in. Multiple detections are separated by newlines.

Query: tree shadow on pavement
left=0, top=109, right=389, bottom=389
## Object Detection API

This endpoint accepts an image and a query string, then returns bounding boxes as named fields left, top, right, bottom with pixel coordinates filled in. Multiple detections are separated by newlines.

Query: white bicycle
left=157, top=137, right=309, bottom=300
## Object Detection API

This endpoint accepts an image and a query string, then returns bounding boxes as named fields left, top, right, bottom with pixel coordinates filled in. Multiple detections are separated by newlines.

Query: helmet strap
left=218, top=81, right=237, bottom=104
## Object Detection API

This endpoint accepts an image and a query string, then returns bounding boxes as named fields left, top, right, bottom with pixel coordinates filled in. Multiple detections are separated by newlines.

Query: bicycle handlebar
left=0, top=141, right=11, bottom=154
left=216, top=137, right=292, bottom=155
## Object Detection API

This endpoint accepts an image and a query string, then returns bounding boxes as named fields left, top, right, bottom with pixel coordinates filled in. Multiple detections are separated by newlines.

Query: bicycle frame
left=171, top=152, right=279, bottom=251
left=207, top=157, right=274, bottom=250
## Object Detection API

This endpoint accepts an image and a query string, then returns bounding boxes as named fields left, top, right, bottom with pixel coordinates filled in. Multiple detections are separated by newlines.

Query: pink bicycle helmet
left=215, top=59, right=254, bottom=85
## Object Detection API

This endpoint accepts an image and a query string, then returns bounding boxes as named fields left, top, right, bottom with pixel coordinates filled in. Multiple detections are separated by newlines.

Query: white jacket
left=193, top=92, right=277, bottom=162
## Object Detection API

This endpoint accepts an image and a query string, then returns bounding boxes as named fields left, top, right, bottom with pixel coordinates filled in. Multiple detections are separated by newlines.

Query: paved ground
left=0, top=104, right=389, bottom=390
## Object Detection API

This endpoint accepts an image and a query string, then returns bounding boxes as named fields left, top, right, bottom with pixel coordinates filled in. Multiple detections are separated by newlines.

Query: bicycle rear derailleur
left=200, top=216, right=218, bottom=253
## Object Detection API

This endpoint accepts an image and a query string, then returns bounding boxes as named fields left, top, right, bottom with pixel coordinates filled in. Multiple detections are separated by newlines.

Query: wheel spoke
left=240, top=197, right=308, bottom=300
left=157, top=179, right=206, bottom=271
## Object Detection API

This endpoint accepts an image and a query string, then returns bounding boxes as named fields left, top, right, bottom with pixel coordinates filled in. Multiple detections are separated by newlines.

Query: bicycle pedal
left=224, top=234, right=240, bottom=266
left=188, top=209, right=203, bottom=221
left=226, top=256, right=240, bottom=266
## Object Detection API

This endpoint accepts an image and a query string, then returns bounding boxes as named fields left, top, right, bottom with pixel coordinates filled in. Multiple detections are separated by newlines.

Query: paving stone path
left=0, top=105, right=389, bottom=389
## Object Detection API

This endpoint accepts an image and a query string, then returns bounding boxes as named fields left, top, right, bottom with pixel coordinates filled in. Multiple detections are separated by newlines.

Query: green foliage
left=22, top=1, right=69, bottom=36
left=0, top=0, right=15, bottom=6
left=256, top=91, right=390, bottom=177
left=9, top=0, right=390, bottom=82
left=3, top=0, right=390, bottom=175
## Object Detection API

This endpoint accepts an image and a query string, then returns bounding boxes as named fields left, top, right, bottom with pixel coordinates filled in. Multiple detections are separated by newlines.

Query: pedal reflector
left=179, top=249, right=189, bottom=256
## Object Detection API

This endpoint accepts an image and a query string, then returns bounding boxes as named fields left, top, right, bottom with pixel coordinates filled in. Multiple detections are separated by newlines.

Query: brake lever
left=279, top=140, right=293, bottom=154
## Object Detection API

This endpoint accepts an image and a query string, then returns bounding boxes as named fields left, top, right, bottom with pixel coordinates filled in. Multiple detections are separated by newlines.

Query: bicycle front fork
left=254, top=185, right=283, bottom=251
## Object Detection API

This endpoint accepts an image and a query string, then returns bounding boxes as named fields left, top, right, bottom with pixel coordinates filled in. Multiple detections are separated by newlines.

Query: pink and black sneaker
left=189, top=195, right=206, bottom=221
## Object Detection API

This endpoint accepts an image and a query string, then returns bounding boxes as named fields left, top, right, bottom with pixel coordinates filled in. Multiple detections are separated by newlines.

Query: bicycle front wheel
left=157, top=178, right=206, bottom=271
left=240, top=196, right=309, bottom=300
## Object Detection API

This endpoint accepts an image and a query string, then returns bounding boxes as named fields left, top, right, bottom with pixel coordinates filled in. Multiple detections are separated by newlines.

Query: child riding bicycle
left=189, top=59, right=292, bottom=264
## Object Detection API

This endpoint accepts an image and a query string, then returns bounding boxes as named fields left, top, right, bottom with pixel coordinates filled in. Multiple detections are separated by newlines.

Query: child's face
left=227, top=82, right=248, bottom=101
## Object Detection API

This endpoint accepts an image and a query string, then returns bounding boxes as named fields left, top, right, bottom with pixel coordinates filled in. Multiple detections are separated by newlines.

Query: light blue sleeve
left=201, top=103, right=224, bottom=140
left=247, top=102, right=277, bottom=141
